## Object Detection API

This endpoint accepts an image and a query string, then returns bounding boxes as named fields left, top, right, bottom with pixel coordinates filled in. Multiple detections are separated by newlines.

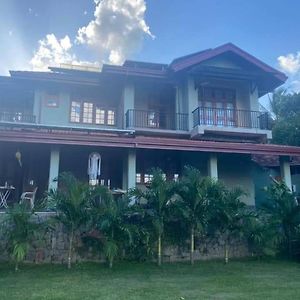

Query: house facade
left=1, top=43, right=300, bottom=205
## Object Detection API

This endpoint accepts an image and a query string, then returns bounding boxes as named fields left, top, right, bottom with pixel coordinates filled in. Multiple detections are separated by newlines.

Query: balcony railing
left=126, top=109, right=189, bottom=131
left=192, top=107, right=271, bottom=130
left=0, top=111, right=36, bottom=124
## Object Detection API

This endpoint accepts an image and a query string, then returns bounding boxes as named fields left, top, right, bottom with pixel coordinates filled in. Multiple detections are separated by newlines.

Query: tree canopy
left=271, top=90, right=300, bottom=146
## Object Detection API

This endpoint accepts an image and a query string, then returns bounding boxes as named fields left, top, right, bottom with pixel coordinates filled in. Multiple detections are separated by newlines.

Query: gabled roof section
left=169, top=43, right=287, bottom=83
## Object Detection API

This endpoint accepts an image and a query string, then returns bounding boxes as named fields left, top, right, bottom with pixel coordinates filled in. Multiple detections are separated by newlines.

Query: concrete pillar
left=123, top=82, right=135, bottom=128
left=187, top=76, right=199, bottom=131
left=208, top=153, right=218, bottom=180
left=122, top=149, right=136, bottom=190
left=280, top=156, right=292, bottom=190
left=48, top=147, right=60, bottom=191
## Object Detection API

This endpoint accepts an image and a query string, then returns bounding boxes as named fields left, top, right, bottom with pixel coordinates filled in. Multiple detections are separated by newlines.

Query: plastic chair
left=20, top=187, right=38, bottom=209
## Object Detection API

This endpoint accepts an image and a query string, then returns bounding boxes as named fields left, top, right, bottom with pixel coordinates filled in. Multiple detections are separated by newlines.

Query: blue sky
left=1, top=0, right=300, bottom=94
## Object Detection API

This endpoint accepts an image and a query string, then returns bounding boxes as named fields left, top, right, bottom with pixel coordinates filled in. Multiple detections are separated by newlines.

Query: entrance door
left=199, top=87, right=236, bottom=127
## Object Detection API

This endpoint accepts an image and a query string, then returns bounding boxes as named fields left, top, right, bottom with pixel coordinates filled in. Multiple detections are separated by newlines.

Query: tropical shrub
left=175, top=166, right=212, bottom=265
left=47, top=172, right=92, bottom=269
left=208, top=183, right=247, bottom=263
left=262, top=181, right=300, bottom=257
left=3, top=203, right=44, bottom=271
left=132, top=168, right=177, bottom=266
left=88, top=190, right=136, bottom=268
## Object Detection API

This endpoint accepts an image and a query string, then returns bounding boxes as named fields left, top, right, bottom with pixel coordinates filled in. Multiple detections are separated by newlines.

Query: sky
left=1, top=0, right=300, bottom=97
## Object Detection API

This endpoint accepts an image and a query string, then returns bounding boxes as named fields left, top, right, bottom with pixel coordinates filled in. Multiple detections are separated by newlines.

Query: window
left=174, top=174, right=179, bottom=182
left=144, top=174, right=153, bottom=183
left=83, top=102, right=93, bottom=123
left=70, top=101, right=116, bottom=126
left=95, top=108, right=105, bottom=125
left=107, top=110, right=115, bottom=125
left=136, top=173, right=141, bottom=184
left=70, top=101, right=81, bottom=123
left=45, top=93, right=59, bottom=108
left=198, top=87, right=236, bottom=127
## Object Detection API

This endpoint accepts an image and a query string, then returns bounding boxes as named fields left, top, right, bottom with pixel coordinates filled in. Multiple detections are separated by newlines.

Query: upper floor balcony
left=125, top=109, right=189, bottom=132
left=191, top=107, right=272, bottom=139
left=0, top=111, right=36, bottom=124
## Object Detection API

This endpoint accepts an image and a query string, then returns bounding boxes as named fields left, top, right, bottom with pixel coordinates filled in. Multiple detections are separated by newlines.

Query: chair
left=20, top=187, right=38, bottom=209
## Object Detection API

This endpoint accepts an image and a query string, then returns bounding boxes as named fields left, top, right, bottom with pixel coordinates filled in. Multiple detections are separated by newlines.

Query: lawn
left=1, top=259, right=300, bottom=300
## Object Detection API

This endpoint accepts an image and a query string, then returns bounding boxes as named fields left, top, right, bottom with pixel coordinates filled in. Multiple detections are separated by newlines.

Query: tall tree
left=47, top=172, right=92, bottom=269
left=271, top=90, right=300, bottom=146
left=89, top=190, right=135, bottom=268
left=209, top=184, right=246, bottom=263
left=176, top=166, right=211, bottom=265
left=133, top=169, right=176, bottom=266
left=263, top=181, right=300, bottom=257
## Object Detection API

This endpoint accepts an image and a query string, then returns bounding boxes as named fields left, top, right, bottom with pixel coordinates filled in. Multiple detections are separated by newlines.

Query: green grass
left=1, top=259, right=300, bottom=299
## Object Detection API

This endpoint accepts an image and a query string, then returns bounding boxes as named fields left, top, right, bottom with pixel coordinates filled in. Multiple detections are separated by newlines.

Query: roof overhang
left=1, top=124, right=300, bottom=157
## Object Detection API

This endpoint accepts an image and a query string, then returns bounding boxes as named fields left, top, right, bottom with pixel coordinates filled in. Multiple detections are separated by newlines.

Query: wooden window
left=70, top=101, right=116, bottom=126
left=144, top=174, right=153, bottom=183
left=198, top=87, right=236, bottom=127
left=45, top=93, right=59, bottom=108
left=107, top=110, right=115, bottom=126
left=95, top=107, right=105, bottom=125
left=70, top=101, right=81, bottom=123
left=83, top=102, right=93, bottom=123
left=136, top=173, right=141, bottom=184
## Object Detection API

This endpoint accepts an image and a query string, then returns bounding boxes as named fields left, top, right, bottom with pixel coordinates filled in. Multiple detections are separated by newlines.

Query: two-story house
left=1, top=43, right=300, bottom=205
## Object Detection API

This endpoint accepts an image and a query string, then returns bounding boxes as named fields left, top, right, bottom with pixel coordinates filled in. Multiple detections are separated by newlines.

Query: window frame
left=69, top=100, right=116, bottom=126
left=44, top=92, right=59, bottom=108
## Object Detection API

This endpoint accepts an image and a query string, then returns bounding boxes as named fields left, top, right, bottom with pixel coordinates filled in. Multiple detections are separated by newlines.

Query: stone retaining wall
left=0, top=212, right=249, bottom=264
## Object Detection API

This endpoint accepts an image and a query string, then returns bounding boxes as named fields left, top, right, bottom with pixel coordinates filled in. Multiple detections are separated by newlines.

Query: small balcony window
left=107, top=110, right=115, bottom=126
left=95, top=108, right=105, bottom=125
left=83, top=102, right=93, bottom=124
left=70, top=101, right=116, bottom=126
left=45, top=93, right=59, bottom=108
left=70, top=101, right=81, bottom=123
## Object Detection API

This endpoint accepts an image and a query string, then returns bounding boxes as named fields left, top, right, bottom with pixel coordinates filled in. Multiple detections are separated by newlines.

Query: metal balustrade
left=0, top=111, right=36, bottom=123
left=192, top=107, right=271, bottom=130
left=126, top=109, right=189, bottom=131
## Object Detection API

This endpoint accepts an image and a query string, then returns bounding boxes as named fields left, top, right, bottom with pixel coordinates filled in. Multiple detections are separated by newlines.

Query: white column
left=48, top=147, right=60, bottom=191
left=208, top=153, right=218, bottom=180
left=123, top=82, right=135, bottom=128
left=187, top=76, right=198, bottom=131
left=127, top=149, right=136, bottom=190
left=280, top=156, right=292, bottom=190
left=122, top=149, right=136, bottom=190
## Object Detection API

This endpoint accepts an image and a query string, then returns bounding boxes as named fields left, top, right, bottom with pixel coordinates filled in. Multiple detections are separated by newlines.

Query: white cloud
left=30, top=34, right=74, bottom=71
left=278, top=52, right=300, bottom=92
left=30, top=34, right=99, bottom=71
left=30, top=0, right=153, bottom=71
left=76, top=0, right=154, bottom=65
left=278, top=53, right=300, bottom=74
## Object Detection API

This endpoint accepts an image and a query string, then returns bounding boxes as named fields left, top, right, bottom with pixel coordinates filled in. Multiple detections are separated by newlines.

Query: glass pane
left=216, top=102, right=224, bottom=126
left=70, top=101, right=81, bottom=123
left=107, top=110, right=115, bottom=125
left=83, top=102, right=93, bottom=123
left=95, top=108, right=105, bottom=124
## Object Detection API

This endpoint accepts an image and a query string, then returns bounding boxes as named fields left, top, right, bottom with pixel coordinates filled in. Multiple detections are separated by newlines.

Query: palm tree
left=209, top=184, right=246, bottom=264
left=263, top=181, right=300, bottom=257
left=47, top=172, right=92, bottom=269
left=4, top=203, right=44, bottom=271
left=89, top=190, right=135, bottom=268
left=176, top=166, right=211, bottom=265
left=133, top=168, right=176, bottom=266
